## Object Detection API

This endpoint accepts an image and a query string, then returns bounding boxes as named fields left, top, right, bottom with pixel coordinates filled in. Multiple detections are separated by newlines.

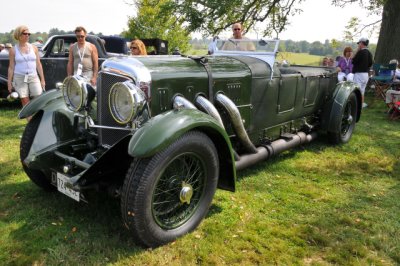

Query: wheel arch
left=18, top=89, right=64, bottom=119
left=128, top=109, right=236, bottom=192
left=320, top=81, right=362, bottom=133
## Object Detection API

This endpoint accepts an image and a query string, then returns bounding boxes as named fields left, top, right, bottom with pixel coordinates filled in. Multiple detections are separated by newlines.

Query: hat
left=0, top=43, right=4, bottom=48
left=36, top=36, right=43, bottom=42
left=5, top=43, right=12, bottom=48
left=357, top=37, right=369, bottom=46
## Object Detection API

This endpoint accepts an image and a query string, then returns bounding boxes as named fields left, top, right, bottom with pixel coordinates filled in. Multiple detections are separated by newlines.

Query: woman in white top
left=7, top=25, right=45, bottom=108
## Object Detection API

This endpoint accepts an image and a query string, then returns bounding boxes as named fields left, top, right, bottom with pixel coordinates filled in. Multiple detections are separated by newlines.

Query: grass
left=188, top=47, right=324, bottom=66
left=0, top=94, right=399, bottom=265
left=277, top=52, right=323, bottom=66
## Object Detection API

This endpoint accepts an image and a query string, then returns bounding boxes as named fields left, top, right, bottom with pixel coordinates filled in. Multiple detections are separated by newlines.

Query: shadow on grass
left=297, top=180, right=400, bottom=264
left=1, top=175, right=224, bottom=264
left=0, top=179, right=145, bottom=264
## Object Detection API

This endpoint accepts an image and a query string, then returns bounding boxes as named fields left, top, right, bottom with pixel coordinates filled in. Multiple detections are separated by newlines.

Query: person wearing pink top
left=337, top=47, right=354, bottom=82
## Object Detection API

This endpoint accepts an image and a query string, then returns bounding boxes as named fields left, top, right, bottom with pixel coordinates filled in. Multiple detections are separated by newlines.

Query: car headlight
left=109, top=81, right=146, bottom=124
left=62, top=76, right=94, bottom=112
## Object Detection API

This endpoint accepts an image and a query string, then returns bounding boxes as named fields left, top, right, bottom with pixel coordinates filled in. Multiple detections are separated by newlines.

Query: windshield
left=214, top=39, right=279, bottom=54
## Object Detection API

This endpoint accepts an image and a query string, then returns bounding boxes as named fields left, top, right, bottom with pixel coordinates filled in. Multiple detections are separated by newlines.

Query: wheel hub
left=347, top=114, right=353, bottom=124
left=180, top=182, right=193, bottom=204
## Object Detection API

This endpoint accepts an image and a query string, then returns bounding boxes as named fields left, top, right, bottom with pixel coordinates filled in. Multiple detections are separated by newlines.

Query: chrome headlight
left=62, top=76, right=92, bottom=111
left=109, top=81, right=146, bottom=124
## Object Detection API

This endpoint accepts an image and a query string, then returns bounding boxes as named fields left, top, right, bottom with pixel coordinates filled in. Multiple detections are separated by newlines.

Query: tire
left=121, top=131, right=219, bottom=247
left=20, top=112, right=55, bottom=191
left=328, top=92, right=358, bottom=144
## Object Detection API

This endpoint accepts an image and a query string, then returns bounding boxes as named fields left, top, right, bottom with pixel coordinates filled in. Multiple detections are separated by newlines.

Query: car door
left=41, top=38, right=74, bottom=89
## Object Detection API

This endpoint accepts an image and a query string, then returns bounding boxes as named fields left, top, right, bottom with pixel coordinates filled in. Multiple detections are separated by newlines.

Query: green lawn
left=277, top=52, right=323, bottom=66
left=0, top=95, right=399, bottom=265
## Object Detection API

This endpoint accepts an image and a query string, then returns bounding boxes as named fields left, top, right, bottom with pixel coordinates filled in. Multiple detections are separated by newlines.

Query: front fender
left=129, top=108, right=236, bottom=191
left=129, top=108, right=231, bottom=157
left=18, top=89, right=63, bottom=119
left=320, top=81, right=362, bottom=133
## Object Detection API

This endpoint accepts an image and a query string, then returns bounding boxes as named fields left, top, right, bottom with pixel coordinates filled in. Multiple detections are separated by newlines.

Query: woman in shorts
left=7, top=25, right=45, bottom=109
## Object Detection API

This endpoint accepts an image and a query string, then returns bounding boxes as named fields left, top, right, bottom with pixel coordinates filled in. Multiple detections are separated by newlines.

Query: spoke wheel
left=152, top=152, right=206, bottom=229
left=121, top=131, right=219, bottom=247
left=328, top=92, right=358, bottom=144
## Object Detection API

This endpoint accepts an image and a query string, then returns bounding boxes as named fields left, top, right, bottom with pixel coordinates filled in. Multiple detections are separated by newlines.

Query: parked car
left=0, top=35, right=168, bottom=98
left=18, top=38, right=361, bottom=247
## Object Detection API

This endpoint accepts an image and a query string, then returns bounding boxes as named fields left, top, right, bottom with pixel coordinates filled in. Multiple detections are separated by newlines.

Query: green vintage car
left=19, top=39, right=361, bottom=247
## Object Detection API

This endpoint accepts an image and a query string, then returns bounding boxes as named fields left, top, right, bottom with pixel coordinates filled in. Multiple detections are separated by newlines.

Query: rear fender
left=320, top=81, right=362, bottom=133
left=129, top=108, right=236, bottom=191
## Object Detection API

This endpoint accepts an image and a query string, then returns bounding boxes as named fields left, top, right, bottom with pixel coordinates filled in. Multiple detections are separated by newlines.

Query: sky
left=1, top=0, right=381, bottom=43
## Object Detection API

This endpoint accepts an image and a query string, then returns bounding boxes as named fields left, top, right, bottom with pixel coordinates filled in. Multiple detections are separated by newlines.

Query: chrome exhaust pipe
left=173, top=95, right=196, bottom=110
left=195, top=95, right=225, bottom=129
left=215, top=93, right=258, bottom=154
left=195, top=95, right=241, bottom=161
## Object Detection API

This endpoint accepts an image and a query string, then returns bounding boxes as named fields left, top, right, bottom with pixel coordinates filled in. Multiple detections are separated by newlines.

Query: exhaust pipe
left=215, top=93, right=258, bottom=154
left=235, top=131, right=317, bottom=171
left=195, top=95, right=225, bottom=129
left=173, top=95, right=196, bottom=110
left=195, top=95, right=240, bottom=160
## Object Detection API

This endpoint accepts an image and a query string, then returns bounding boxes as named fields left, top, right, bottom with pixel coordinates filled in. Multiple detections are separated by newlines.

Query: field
left=277, top=52, right=323, bottom=66
left=0, top=94, right=399, bottom=265
left=189, top=47, right=324, bottom=66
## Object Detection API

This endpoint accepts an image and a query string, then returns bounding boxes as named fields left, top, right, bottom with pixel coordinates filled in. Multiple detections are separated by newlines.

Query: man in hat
left=1, top=43, right=13, bottom=54
left=33, top=36, right=43, bottom=48
left=352, top=37, right=373, bottom=108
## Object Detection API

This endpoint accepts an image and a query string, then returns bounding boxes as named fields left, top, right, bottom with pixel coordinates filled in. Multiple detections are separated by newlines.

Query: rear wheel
left=121, top=131, right=219, bottom=247
left=20, top=112, right=55, bottom=191
left=328, top=92, right=358, bottom=144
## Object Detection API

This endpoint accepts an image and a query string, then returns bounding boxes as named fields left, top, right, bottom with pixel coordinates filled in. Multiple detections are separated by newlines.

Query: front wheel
left=121, top=131, right=219, bottom=247
left=328, top=92, right=358, bottom=144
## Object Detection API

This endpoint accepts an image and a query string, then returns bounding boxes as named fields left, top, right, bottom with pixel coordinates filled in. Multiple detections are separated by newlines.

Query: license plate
left=57, top=172, right=80, bottom=202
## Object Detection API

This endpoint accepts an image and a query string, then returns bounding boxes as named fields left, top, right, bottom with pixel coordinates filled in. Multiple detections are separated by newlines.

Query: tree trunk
left=374, top=0, right=400, bottom=63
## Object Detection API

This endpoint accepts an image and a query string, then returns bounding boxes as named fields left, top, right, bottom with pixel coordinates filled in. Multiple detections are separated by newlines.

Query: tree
left=125, top=0, right=191, bottom=53
left=157, top=0, right=304, bottom=37
left=374, top=0, right=400, bottom=63
left=333, top=0, right=400, bottom=63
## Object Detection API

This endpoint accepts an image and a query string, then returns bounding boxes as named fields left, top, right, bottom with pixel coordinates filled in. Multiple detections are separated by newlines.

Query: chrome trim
left=195, top=95, right=225, bottom=129
left=101, top=57, right=151, bottom=85
left=173, top=95, right=196, bottom=110
left=215, top=93, right=258, bottom=154
left=89, top=124, right=133, bottom=131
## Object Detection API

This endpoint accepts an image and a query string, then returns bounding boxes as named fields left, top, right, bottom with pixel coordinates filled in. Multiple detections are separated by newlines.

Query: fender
left=18, top=89, right=64, bottom=119
left=129, top=108, right=236, bottom=191
left=320, top=81, right=362, bottom=133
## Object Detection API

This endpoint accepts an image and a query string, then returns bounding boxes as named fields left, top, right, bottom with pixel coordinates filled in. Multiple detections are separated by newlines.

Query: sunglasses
left=22, top=32, right=31, bottom=36
left=233, top=28, right=241, bottom=31
left=76, top=35, right=85, bottom=39
left=130, top=47, right=138, bottom=50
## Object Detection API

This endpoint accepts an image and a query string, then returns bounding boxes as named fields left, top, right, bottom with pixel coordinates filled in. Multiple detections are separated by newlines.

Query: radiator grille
left=97, top=72, right=132, bottom=146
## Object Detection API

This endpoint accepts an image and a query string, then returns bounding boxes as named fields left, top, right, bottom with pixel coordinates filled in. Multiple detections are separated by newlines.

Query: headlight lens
left=62, top=76, right=87, bottom=111
left=109, top=81, right=146, bottom=124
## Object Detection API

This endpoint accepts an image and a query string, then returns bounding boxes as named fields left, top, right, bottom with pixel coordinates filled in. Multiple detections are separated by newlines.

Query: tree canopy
left=124, top=0, right=191, bottom=53
left=154, top=0, right=304, bottom=37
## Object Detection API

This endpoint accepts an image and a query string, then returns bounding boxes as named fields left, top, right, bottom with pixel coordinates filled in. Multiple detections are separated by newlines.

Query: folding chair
left=370, top=63, right=397, bottom=100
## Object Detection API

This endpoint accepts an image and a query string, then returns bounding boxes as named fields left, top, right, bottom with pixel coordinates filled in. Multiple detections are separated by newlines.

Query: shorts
left=353, top=72, right=369, bottom=95
left=13, top=73, right=43, bottom=98
left=338, top=72, right=354, bottom=82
